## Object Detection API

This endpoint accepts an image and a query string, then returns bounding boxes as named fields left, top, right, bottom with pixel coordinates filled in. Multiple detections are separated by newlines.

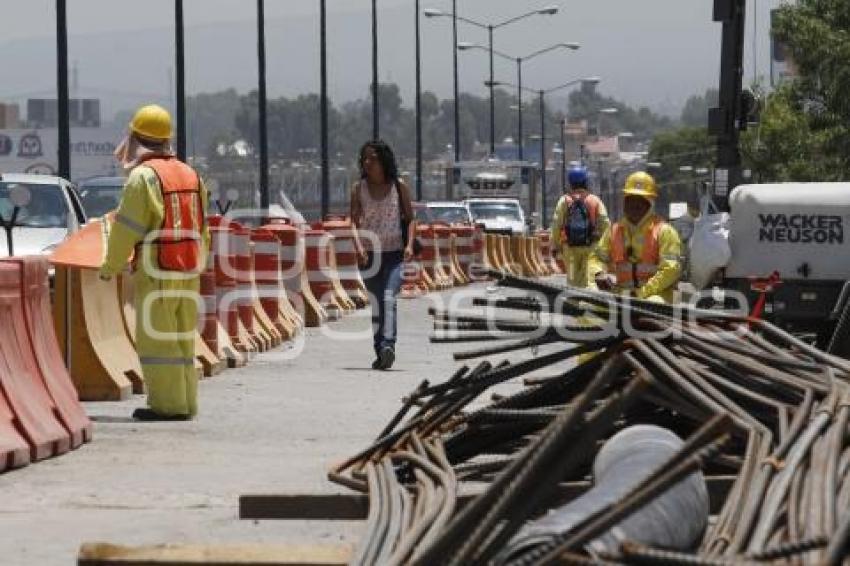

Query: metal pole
left=561, top=118, right=566, bottom=191
left=175, top=0, right=186, bottom=161
left=517, top=59, right=523, bottom=161
left=257, top=0, right=270, bottom=214
left=452, top=0, right=460, bottom=162
left=371, top=0, right=379, bottom=139
left=56, top=0, right=70, bottom=179
left=320, top=0, right=330, bottom=218
left=488, top=25, right=495, bottom=156
left=415, top=0, right=423, bottom=200
left=540, top=91, right=547, bottom=228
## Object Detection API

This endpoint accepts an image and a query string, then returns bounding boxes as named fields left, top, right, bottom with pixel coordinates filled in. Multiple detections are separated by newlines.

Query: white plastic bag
left=688, top=212, right=731, bottom=290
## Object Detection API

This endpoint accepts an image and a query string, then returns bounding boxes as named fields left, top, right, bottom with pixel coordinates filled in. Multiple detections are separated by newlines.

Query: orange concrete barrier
left=320, top=216, right=368, bottom=308
left=537, top=230, right=562, bottom=274
left=198, top=247, right=234, bottom=373
left=209, top=218, right=248, bottom=365
left=252, top=229, right=294, bottom=342
left=420, top=225, right=452, bottom=289
left=449, top=234, right=469, bottom=285
left=0, top=389, right=30, bottom=472
left=233, top=222, right=266, bottom=352
left=53, top=267, right=142, bottom=401
left=433, top=224, right=457, bottom=287
left=510, top=236, right=533, bottom=276
left=524, top=236, right=545, bottom=277
left=263, top=221, right=326, bottom=328
left=415, top=225, right=439, bottom=291
left=450, top=225, right=475, bottom=280
left=0, top=261, right=72, bottom=460
left=15, top=257, right=92, bottom=449
left=258, top=221, right=306, bottom=331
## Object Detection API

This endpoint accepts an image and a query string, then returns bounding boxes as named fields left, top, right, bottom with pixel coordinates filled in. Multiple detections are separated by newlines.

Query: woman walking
left=351, top=140, right=416, bottom=370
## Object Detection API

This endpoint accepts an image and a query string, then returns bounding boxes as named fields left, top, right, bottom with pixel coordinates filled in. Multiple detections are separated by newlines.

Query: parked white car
left=426, top=201, right=473, bottom=225
left=464, top=198, right=527, bottom=235
left=0, top=173, right=87, bottom=257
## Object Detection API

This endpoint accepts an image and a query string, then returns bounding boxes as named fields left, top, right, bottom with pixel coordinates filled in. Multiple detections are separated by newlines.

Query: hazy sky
left=0, top=0, right=784, bottom=118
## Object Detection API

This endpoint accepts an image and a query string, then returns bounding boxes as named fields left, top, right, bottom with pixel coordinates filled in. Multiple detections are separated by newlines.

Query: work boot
left=132, top=408, right=192, bottom=422
left=377, top=346, right=395, bottom=370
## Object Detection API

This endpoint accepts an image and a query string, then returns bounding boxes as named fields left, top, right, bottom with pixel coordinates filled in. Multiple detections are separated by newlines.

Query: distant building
left=0, top=103, right=21, bottom=130
left=26, top=98, right=101, bottom=128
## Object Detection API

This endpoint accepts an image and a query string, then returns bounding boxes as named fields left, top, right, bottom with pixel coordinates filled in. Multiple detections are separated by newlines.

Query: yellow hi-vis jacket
left=589, top=212, right=682, bottom=303
left=100, top=163, right=210, bottom=278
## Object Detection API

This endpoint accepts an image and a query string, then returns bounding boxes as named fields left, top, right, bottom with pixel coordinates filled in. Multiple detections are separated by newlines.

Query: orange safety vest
left=143, top=157, right=205, bottom=272
left=610, top=217, right=663, bottom=289
left=560, top=192, right=602, bottom=245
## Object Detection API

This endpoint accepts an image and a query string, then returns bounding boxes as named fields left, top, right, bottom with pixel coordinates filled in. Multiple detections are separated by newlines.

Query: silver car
left=0, top=173, right=87, bottom=257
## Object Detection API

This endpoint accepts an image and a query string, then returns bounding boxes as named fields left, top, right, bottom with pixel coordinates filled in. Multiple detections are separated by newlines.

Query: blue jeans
left=362, top=250, right=404, bottom=355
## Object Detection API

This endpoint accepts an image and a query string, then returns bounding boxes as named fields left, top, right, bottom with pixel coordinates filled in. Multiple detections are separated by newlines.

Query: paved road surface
left=0, top=281, right=574, bottom=565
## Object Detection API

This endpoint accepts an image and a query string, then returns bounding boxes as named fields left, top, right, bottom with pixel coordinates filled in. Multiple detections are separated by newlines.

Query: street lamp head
left=561, top=42, right=580, bottom=50
left=582, top=77, right=602, bottom=86
left=679, top=165, right=694, bottom=173
left=457, top=41, right=478, bottom=51
left=537, top=5, right=559, bottom=15
left=646, top=162, right=662, bottom=169
left=599, top=107, right=619, bottom=115
left=423, top=8, right=445, bottom=18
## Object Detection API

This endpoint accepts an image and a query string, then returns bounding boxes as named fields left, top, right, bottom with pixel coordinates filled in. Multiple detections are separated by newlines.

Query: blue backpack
left=564, top=194, right=596, bottom=247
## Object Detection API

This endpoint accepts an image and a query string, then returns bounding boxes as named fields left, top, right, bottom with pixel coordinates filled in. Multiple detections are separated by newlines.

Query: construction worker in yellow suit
left=589, top=171, right=681, bottom=304
left=550, top=165, right=610, bottom=288
left=99, top=104, right=209, bottom=421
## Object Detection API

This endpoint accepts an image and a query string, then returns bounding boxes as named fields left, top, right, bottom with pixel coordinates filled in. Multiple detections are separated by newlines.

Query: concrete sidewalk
left=0, top=282, right=574, bottom=565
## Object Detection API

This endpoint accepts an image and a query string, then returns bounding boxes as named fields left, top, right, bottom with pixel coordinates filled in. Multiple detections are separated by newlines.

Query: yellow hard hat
left=623, top=171, right=658, bottom=200
left=129, top=104, right=173, bottom=141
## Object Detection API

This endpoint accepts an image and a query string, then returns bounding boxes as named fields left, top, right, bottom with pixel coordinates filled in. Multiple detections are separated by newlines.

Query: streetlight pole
left=175, top=0, right=186, bottom=161
left=560, top=117, right=566, bottom=190
left=319, top=0, right=329, bottom=218
left=415, top=0, right=423, bottom=200
left=539, top=90, right=547, bottom=226
left=487, top=25, right=495, bottom=156
left=56, top=0, right=70, bottom=180
left=425, top=6, right=560, bottom=157
left=257, top=0, right=270, bottom=214
left=452, top=0, right=459, bottom=162
left=371, top=0, right=379, bottom=139
left=459, top=41, right=579, bottom=162
left=517, top=59, right=523, bottom=161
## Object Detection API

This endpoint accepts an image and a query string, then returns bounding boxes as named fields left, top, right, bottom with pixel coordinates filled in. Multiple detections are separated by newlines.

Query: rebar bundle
left=329, top=272, right=850, bottom=565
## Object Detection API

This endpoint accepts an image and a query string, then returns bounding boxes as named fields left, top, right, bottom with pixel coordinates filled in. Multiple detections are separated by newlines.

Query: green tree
left=680, top=89, right=718, bottom=128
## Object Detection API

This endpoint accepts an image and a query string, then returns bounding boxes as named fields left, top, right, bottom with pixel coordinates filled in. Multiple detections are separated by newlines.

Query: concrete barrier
left=53, top=267, right=141, bottom=401
left=0, top=261, right=71, bottom=460
left=320, top=216, right=368, bottom=309
left=15, top=257, right=92, bottom=448
left=209, top=218, right=248, bottom=366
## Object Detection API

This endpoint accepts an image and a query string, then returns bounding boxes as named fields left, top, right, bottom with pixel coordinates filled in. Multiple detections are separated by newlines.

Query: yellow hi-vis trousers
left=561, top=246, right=594, bottom=288
left=134, top=270, right=200, bottom=417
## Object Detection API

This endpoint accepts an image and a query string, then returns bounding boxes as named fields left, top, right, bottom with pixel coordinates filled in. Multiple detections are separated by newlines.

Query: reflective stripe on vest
left=610, top=218, right=663, bottom=288
left=143, top=157, right=205, bottom=272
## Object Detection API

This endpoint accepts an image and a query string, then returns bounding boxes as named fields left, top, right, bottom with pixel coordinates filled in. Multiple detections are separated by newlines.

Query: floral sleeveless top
left=358, top=180, right=403, bottom=252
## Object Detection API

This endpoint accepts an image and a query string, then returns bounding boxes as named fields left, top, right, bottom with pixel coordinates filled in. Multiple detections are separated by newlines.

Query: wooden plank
left=239, top=475, right=734, bottom=521
left=78, top=543, right=352, bottom=566
left=239, top=493, right=369, bottom=520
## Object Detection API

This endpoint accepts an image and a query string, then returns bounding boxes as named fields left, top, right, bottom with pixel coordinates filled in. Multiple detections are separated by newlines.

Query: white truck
left=698, top=182, right=850, bottom=353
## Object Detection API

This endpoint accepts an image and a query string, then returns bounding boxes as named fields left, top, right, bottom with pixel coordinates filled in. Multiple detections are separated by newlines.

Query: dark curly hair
left=358, top=139, right=399, bottom=182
